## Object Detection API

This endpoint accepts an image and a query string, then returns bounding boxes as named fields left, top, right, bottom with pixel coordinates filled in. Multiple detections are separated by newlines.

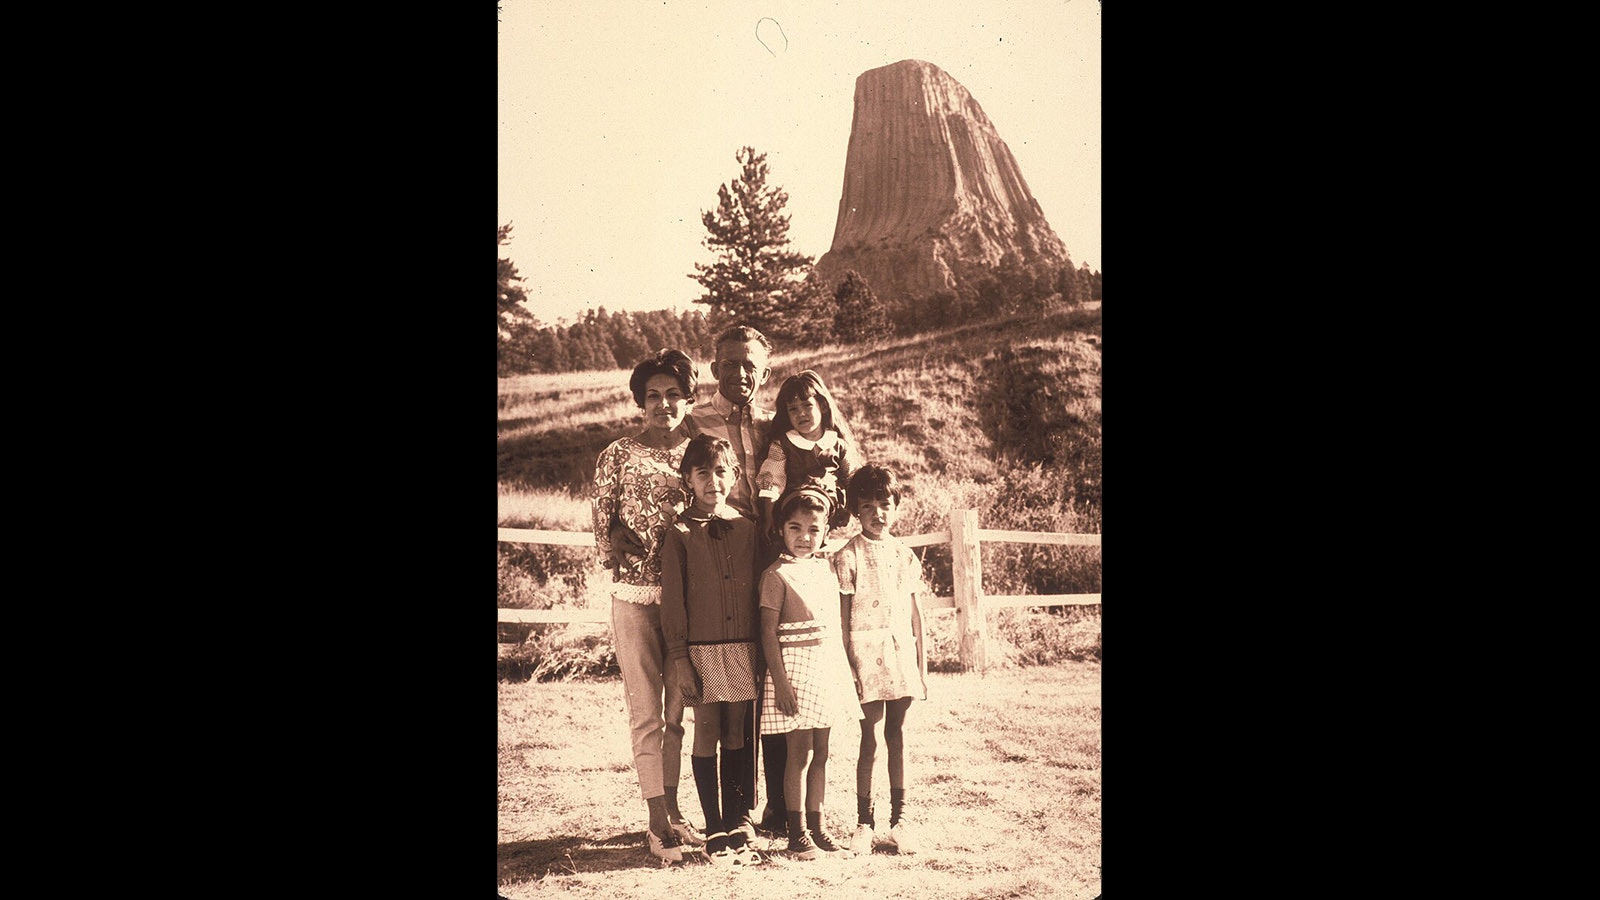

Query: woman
left=591, top=347, right=705, bottom=862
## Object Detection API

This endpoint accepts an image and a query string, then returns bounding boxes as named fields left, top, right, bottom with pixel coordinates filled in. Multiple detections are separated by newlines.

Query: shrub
left=922, top=606, right=1101, bottom=672
left=923, top=612, right=965, bottom=673
left=497, top=542, right=592, bottom=603
left=989, top=606, right=1102, bottom=666
left=980, top=463, right=1101, bottom=598
left=498, top=623, right=618, bottom=683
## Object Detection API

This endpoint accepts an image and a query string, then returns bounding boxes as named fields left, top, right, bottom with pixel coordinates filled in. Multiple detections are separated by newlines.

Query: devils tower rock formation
left=812, top=59, right=1072, bottom=305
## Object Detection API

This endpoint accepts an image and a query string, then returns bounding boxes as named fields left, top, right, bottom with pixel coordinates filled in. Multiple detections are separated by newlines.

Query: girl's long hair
left=766, top=369, right=856, bottom=449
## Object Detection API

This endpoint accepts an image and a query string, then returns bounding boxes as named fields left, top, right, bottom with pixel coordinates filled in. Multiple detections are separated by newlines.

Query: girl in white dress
left=833, top=465, right=928, bottom=856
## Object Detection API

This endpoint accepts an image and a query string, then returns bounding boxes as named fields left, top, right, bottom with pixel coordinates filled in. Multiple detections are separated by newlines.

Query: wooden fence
left=498, top=508, right=1100, bottom=673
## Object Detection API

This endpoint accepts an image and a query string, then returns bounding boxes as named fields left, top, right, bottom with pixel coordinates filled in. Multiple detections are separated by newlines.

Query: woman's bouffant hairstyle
left=768, top=369, right=856, bottom=446
left=846, top=464, right=902, bottom=512
left=628, top=348, right=697, bottom=408
left=679, top=434, right=737, bottom=478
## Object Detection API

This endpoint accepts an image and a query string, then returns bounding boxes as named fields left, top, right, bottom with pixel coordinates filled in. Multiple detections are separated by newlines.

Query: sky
left=498, top=0, right=1100, bottom=326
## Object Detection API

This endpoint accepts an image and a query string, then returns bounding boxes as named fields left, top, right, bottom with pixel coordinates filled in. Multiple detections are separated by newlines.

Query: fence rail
left=498, top=509, right=1099, bottom=672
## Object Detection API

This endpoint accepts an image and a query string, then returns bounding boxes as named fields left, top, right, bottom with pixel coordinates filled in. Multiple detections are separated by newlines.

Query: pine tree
left=680, top=309, right=711, bottom=356
left=690, top=147, right=815, bottom=339
left=498, top=224, right=538, bottom=338
left=498, top=223, right=541, bottom=374
left=830, top=269, right=892, bottom=344
left=529, top=326, right=569, bottom=373
left=788, top=275, right=838, bottom=346
left=1075, top=263, right=1095, bottom=308
left=1055, top=260, right=1080, bottom=306
left=608, top=310, right=650, bottom=369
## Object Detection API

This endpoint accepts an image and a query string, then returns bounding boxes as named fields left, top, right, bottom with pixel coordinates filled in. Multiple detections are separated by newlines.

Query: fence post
left=949, top=507, right=988, bottom=674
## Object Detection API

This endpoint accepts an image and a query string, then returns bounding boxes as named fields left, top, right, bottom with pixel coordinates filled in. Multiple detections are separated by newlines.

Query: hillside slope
left=498, top=303, right=1100, bottom=601
left=499, top=304, right=1099, bottom=529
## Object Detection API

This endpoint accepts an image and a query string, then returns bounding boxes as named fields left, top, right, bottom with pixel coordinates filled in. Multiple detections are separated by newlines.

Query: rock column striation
left=812, top=59, right=1073, bottom=305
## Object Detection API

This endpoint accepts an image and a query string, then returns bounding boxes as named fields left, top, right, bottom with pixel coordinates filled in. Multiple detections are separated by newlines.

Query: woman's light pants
left=611, top=597, right=685, bottom=799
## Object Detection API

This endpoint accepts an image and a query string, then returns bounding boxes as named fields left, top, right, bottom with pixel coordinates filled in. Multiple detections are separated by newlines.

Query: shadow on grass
left=498, top=395, right=633, bottom=436
left=497, top=421, right=626, bottom=492
left=498, top=832, right=658, bottom=881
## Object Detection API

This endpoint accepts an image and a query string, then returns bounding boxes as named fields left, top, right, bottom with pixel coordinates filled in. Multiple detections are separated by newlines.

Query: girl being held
left=758, top=486, right=865, bottom=859
left=755, top=370, right=863, bottom=538
left=833, top=465, right=928, bottom=856
left=660, top=435, right=764, bottom=868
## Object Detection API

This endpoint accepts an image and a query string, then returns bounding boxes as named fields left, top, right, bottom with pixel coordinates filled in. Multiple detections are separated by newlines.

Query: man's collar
left=712, top=392, right=758, bottom=420
left=712, top=392, right=774, bottom=423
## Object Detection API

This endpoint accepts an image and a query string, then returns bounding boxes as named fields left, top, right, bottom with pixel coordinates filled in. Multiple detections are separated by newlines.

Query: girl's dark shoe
left=811, top=826, right=851, bottom=856
left=780, top=810, right=819, bottom=858
left=807, top=811, right=854, bottom=857
left=786, top=830, right=821, bottom=860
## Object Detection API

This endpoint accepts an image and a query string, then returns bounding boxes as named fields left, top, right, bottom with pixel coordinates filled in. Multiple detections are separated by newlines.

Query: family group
left=590, top=325, right=929, bottom=867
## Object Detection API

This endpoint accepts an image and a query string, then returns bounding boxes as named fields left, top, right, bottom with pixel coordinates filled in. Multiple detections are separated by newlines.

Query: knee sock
left=890, top=787, right=906, bottom=827
left=720, top=747, right=747, bottom=846
left=762, top=733, right=788, bottom=813
left=786, top=809, right=808, bottom=845
left=857, top=794, right=875, bottom=827
left=740, top=708, right=759, bottom=815
left=690, top=755, right=723, bottom=837
left=738, top=742, right=757, bottom=815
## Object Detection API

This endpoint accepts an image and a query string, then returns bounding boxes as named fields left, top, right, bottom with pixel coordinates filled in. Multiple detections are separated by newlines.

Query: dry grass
left=497, top=662, right=1101, bottom=899
left=497, top=306, right=1100, bottom=503
left=498, top=484, right=590, bottom=531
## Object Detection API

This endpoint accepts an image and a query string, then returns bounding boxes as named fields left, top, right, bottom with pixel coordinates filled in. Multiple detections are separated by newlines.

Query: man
left=688, top=325, right=775, bottom=523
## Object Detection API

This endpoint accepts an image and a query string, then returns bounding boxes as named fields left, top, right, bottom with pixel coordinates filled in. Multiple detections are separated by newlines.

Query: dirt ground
left=498, top=662, right=1100, bottom=899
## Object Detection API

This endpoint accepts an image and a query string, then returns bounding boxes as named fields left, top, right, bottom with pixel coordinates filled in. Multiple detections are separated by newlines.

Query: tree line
left=498, top=147, right=1101, bottom=376
left=499, top=302, right=714, bottom=376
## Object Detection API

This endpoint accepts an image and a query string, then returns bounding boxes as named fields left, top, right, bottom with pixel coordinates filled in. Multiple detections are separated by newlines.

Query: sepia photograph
left=498, top=2, right=1100, bottom=897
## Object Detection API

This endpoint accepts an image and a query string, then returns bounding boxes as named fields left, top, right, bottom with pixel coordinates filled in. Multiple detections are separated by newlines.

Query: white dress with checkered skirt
left=758, top=554, right=864, bottom=734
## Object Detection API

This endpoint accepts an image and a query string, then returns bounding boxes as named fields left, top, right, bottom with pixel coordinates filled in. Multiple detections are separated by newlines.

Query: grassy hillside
left=498, top=304, right=1100, bottom=519
left=497, top=304, right=1101, bottom=674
